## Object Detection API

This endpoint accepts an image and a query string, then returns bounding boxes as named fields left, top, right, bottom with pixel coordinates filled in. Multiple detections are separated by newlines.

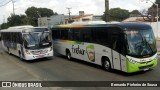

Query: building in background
left=38, top=11, right=103, bottom=28
left=123, top=16, right=150, bottom=22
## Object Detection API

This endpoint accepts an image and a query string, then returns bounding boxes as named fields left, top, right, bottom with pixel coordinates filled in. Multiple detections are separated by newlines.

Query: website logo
left=2, top=82, right=11, bottom=87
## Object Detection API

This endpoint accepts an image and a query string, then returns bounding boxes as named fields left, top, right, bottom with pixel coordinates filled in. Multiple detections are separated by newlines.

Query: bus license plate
left=143, top=68, right=149, bottom=71
left=38, top=55, right=44, bottom=58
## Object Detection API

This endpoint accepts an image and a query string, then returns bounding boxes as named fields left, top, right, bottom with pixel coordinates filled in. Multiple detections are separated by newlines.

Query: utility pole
left=66, top=8, right=71, bottom=21
left=11, top=0, right=15, bottom=15
left=105, top=0, right=109, bottom=22
left=146, top=0, right=159, bottom=38
left=37, top=11, right=42, bottom=26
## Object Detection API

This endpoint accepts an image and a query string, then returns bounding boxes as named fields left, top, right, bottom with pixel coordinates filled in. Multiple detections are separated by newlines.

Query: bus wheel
left=66, top=50, right=71, bottom=60
left=102, top=58, right=111, bottom=71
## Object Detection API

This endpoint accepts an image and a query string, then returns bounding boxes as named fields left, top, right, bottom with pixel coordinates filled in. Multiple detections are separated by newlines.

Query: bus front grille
left=138, top=64, right=154, bottom=70
left=140, top=61, right=152, bottom=64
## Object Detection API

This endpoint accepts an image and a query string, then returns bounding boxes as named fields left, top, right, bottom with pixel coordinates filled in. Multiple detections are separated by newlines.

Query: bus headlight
left=128, top=58, right=138, bottom=64
left=25, top=49, right=31, bottom=55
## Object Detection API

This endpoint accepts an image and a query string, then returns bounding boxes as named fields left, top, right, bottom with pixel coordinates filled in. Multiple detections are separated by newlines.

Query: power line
left=0, top=0, right=16, bottom=15
left=11, top=0, right=16, bottom=15
left=0, top=0, right=12, bottom=7
left=0, top=0, right=8, bottom=4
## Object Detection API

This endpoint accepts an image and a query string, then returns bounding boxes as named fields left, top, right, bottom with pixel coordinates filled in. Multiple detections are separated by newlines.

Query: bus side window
left=60, top=29, right=68, bottom=40
left=81, top=28, right=91, bottom=42
left=92, top=28, right=109, bottom=46
left=68, top=29, right=73, bottom=40
left=72, top=29, right=81, bottom=41
left=52, top=28, right=61, bottom=39
left=112, top=33, right=126, bottom=55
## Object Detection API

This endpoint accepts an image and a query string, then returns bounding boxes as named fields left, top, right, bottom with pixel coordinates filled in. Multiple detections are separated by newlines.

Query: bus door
left=111, top=32, right=126, bottom=71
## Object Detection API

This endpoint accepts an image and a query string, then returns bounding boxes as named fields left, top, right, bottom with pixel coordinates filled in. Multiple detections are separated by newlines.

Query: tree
left=103, top=8, right=130, bottom=21
left=142, top=0, right=160, bottom=22
left=130, top=10, right=141, bottom=17
left=7, top=14, right=27, bottom=27
left=0, top=23, right=8, bottom=29
left=25, top=6, right=58, bottom=26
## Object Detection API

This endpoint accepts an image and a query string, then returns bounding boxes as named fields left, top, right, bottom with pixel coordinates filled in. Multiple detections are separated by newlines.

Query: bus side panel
left=120, top=55, right=127, bottom=72
left=53, top=40, right=71, bottom=56
left=112, top=50, right=121, bottom=70
left=60, top=40, right=72, bottom=56
left=93, top=44, right=112, bottom=66
left=53, top=39, right=114, bottom=67
left=1, top=40, right=8, bottom=52
left=10, top=43, right=20, bottom=57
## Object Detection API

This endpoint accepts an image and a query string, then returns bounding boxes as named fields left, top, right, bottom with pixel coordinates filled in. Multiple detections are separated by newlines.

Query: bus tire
left=102, top=57, right=111, bottom=71
left=66, top=49, right=71, bottom=60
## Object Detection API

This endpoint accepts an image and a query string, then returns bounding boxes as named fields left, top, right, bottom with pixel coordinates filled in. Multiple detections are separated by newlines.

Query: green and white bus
left=1, top=25, right=53, bottom=60
left=51, top=22, right=158, bottom=73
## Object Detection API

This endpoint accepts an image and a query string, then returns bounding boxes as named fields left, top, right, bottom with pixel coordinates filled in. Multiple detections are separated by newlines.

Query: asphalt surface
left=0, top=41, right=160, bottom=90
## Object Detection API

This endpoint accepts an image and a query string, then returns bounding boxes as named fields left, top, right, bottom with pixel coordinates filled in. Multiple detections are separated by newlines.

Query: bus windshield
left=23, top=29, right=52, bottom=49
left=126, top=29, right=156, bottom=57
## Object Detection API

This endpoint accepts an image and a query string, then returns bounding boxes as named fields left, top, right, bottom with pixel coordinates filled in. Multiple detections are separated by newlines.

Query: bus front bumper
left=126, top=59, right=158, bottom=73
left=24, top=51, right=54, bottom=60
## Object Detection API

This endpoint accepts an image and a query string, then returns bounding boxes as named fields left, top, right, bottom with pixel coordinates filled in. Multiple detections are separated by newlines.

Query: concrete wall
left=38, top=17, right=48, bottom=27
left=145, top=22, right=160, bottom=38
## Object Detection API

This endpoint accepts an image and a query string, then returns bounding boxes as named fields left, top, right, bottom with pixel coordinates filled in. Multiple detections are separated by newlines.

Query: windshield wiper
left=139, top=33, right=153, bottom=54
left=39, top=32, right=49, bottom=45
left=29, top=32, right=37, bottom=43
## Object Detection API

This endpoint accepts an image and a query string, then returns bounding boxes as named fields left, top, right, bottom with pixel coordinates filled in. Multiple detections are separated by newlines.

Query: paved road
left=0, top=42, right=160, bottom=90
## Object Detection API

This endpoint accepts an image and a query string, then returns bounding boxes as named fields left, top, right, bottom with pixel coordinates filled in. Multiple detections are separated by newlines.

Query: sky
left=0, top=0, right=156, bottom=24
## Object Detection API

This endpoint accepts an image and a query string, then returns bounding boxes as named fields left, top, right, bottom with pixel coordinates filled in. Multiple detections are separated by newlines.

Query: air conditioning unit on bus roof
left=71, top=21, right=107, bottom=25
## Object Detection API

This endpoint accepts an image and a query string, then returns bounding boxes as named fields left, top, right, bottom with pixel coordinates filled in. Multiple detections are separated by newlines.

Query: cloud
left=0, top=0, right=156, bottom=24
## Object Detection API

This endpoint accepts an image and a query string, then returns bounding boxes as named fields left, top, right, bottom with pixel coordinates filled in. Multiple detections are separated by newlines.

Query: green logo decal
left=86, top=45, right=95, bottom=62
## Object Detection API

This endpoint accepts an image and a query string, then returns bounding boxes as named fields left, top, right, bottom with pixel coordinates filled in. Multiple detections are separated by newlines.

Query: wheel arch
left=101, top=56, right=113, bottom=69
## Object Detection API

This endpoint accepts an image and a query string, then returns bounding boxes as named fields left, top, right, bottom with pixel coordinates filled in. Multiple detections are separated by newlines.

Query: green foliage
left=25, top=6, right=57, bottom=26
left=156, top=0, right=160, bottom=5
left=146, top=0, right=160, bottom=21
left=0, top=6, right=58, bottom=29
left=25, top=7, right=38, bottom=18
left=130, top=10, right=141, bottom=16
left=0, top=23, right=8, bottom=29
left=103, top=8, right=130, bottom=21
left=7, top=14, right=26, bottom=27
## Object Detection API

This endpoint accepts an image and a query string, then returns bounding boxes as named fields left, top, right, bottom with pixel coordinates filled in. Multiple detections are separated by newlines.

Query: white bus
left=51, top=22, right=158, bottom=73
left=1, top=25, right=53, bottom=60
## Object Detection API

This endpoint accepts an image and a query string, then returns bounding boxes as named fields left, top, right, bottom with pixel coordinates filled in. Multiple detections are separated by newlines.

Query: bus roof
left=53, top=22, right=151, bottom=30
left=0, top=26, right=48, bottom=32
left=8, top=25, right=33, bottom=29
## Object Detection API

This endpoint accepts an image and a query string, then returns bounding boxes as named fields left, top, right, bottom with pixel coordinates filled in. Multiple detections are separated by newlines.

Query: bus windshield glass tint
left=23, top=30, right=51, bottom=49
left=126, top=29, right=156, bottom=57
